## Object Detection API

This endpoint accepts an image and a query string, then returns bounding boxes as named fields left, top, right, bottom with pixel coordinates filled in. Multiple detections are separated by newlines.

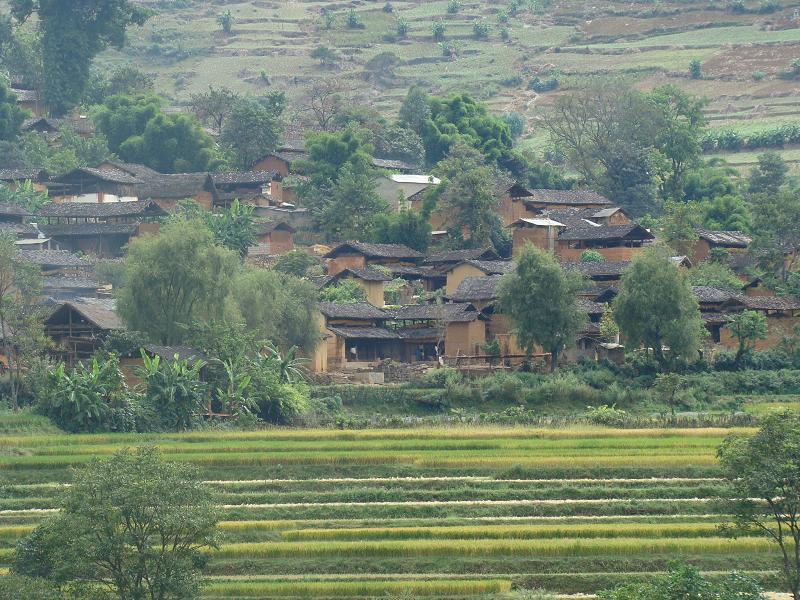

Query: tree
left=296, top=127, right=374, bottom=188
left=317, top=164, right=388, bottom=241
left=0, top=234, right=44, bottom=411
left=0, top=574, right=61, bottom=600
left=93, top=94, right=225, bottom=173
left=749, top=151, right=788, bottom=195
left=396, top=17, right=409, bottom=37
left=218, top=9, right=234, bottom=34
left=599, top=563, right=764, bottom=600
left=502, top=112, right=525, bottom=139
left=432, top=143, right=502, bottom=250
left=13, top=447, right=219, bottom=599
left=718, top=412, right=800, bottom=600
left=310, top=46, right=340, bottom=68
left=431, top=21, right=446, bottom=41
left=220, top=97, right=284, bottom=169
left=701, top=194, right=751, bottom=233
left=301, top=79, right=344, bottom=130
left=399, top=86, right=431, bottom=135
left=686, top=261, right=745, bottom=292
left=653, top=372, right=683, bottom=417
left=228, top=268, right=320, bottom=353
left=660, top=200, right=699, bottom=256
left=498, top=244, right=586, bottom=370
left=137, top=351, right=207, bottom=431
left=422, top=93, right=513, bottom=164
left=614, top=248, right=704, bottom=369
left=319, top=280, right=367, bottom=304
left=689, top=58, right=702, bottom=79
left=749, top=189, right=800, bottom=283
left=0, top=80, right=29, bottom=140
left=117, top=218, right=240, bottom=345
left=727, top=310, right=768, bottom=364
left=372, top=209, right=431, bottom=252
left=9, top=0, right=151, bottom=116
left=374, top=124, right=425, bottom=168
left=273, top=249, right=318, bottom=278
left=206, top=201, right=256, bottom=260
left=9, top=126, right=111, bottom=174
left=346, top=9, right=363, bottom=28
left=190, top=86, right=241, bottom=132
left=599, top=304, right=619, bottom=343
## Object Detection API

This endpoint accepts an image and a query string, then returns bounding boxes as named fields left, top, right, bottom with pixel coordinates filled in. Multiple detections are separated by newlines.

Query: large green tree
left=220, top=95, right=285, bottom=169
left=9, top=0, right=151, bottom=116
left=718, top=412, right=800, bottom=600
left=421, top=93, right=513, bottom=165
left=13, top=447, right=219, bottom=600
left=227, top=268, right=320, bottom=353
left=614, top=248, right=704, bottom=369
left=372, top=209, right=431, bottom=252
left=0, top=80, right=29, bottom=140
left=748, top=188, right=800, bottom=284
left=117, top=218, right=240, bottom=345
left=497, top=244, right=586, bottom=370
left=93, top=95, right=224, bottom=173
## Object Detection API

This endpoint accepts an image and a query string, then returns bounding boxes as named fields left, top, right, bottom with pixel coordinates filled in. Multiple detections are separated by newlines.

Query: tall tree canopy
left=93, top=94, right=225, bottom=173
left=117, top=218, right=240, bottom=345
left=614, top=248, right=704, bottom=369
left=498, top=244, right=586, bottom=370
left=9, top=0, right=151, bottom=116
left=421, top=93, right=513, bottom=165
left=220, top=94, right=285, bottom=170
left=0, top=80, right=28, bottom=140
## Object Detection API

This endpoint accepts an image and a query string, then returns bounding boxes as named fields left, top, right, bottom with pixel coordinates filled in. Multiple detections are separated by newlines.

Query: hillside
left=81, top=0, right=800, bottom=173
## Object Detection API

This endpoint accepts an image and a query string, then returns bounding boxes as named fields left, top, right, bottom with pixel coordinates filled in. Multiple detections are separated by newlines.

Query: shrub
left=432, top=21, right=446, bottom=41
left=580, top=250, right=605, bottom=263
left=689, top=58, right=702, bottom=79
left=346, top=9, right=364, bottom=28
left=528, top=76, right=559, bottom=92
left=383, top=2, right=393, bottom=13
left=473, top=21, right=490, bottom=39
left=500, top=27, right=510, bottom=41
left=478, top=372, right=527, bottom=404
left=503, top=111, right=525, bottom=137
left=752, top=71, right=766, bottom=81
left=447, top=0, right=461, bottom=13
left=396, top=18, right=409, bottom=37
left=584, top=404, right=628, bottom=426
left=418, top=367, right=463, bottom=389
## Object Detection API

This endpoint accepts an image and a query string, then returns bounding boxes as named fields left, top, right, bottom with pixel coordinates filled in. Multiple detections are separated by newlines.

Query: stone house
left=324, top=241, right=424, bottom=277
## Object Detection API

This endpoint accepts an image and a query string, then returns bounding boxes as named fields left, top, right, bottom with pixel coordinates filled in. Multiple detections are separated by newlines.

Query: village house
left=44, top=298, right=124, bottom=366
left=21, top=115, right=95, bottom=139
left=249, top=221, right=295, bottom=256
left=46, top=167, right=140, bottom=204
left=524, top=189, right=613, bottom=212
left=692, top=228, right=751, bottom=265
left=16, top=248, right=89, bottom=277
left=497, top=182, right=537, bottom=226
left=375, top=174, right=441, bottom=212
left=314, top=301, right=393, bottom=371
left=12, top=87, right=41, bottom=115
left=328, top=267, right=392, bottom=307
left=444, top=259, right=513, bottom=296
left=210, top=171, right=279, bottom=210
left=0, top=169, right=49, bottom=192
left=0, top=202, right=39, bottom=240
left=36, top=199, right=167, bottom=257
left=324, top=241, right=424, bottom=276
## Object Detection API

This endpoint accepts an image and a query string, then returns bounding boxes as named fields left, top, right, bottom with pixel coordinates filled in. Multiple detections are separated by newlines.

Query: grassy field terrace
left=0, top=424, right=786, bottom=598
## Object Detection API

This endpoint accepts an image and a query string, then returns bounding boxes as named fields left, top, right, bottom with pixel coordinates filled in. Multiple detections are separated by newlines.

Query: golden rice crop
left=210, top=536, right=772, bottom=559
left=280, top=521, right=724, bottom=541
left=0, top=525, right=35, bottom=539
left=201, top=578, right=512, bottom=597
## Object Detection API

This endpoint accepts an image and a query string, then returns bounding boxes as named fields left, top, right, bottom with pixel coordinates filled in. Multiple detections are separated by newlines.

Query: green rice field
left=0, top=425, right=786, bottom=598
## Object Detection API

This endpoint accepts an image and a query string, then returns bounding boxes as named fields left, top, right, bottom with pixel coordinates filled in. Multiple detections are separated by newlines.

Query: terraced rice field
left=0, top=427, right=784, bottom=598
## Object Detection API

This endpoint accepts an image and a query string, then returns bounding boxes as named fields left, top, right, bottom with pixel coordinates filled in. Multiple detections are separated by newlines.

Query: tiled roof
left=136, top=173, right=211, bottom=199
left=578, top=299, right=606, bottom=315
left=335, top=267, right=392, bottom=282
left=526, top=189, right=611, bottom=206
left=49, top=167, right=140, bottom=185
left=386, top=303, right=480, bottom=323
left=39, top=222, right=139, bottom=237
left=450, top=274, right=504, bottom=303
left=49, top=298, right=123, bottom=330
left=324, top=241, right=424, bottom=260
left=558, top=224, right=653, bottom=242
left=12, top=88, right=38, bottom=102
left=43, top=276, right=100, bottom=290
left=564, top=260, right=631, bottom=278
left=212, top=171, right=275, bottom=185
left=741, top=296, right=800, bottom=311
left=0, top=169, right=47, bottom=182
left=17, top=249, right=87, bottom=268
left=695, top=228, right=751, bottom=248
left=0, top=221, right=38, bottom=236
left=316, top=301, right=388, bottom=320
left=692, top=286, right=739, bottom=304
left=0, top=202, right=27, bottom=217
left=389, top=265, right=439, bottom=278
left=327, top=326, right=401, bottom=340
left=424, top=248, right=499, bottom=264
left=397, top=327, right=443, bottom=340
left=254, top=220, right=295, bottom=234
left=463, top=260, right=514, bottom=275
left=372, top=157, right=415, bottom=171
left=37, top=199, right=164, bottom=218
left=99, top=161, right=161, bottom=179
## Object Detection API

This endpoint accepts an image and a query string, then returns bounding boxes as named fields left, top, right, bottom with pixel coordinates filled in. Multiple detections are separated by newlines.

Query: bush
left=689, top=58, right=702, bottom=79
left=584, top=404, right=628, bottom=427
left=346, top=9, right=364, bottom=29
left=396, top=18, right=409, bottom=37
left=580, top=250, right=605, bottom=263
left=418, top=367, right=463, bottom=389
left=473, top=21, right=490, bottom=39
left=752, top=71, right=766, bottom=81
left=503, top=111, right=525, bottom=137
left=528, top=76, right=559, bottom=92
left=432, top=21, right=446, bottom=40
left=447, top=0, right=461, bottom=13
left=478, top=372, right=527, bottom=404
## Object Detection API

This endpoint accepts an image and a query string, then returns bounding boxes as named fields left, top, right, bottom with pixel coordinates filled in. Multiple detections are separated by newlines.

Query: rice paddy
left=0, top=425, right=786, bottom=597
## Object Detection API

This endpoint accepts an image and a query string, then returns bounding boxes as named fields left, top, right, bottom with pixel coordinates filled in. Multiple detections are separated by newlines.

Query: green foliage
left=396, top=18, right=409, bottom=38
left=599, top=563, right=764, bottom=600
left=346, top=9, right=363, bottom=28
left=0, top=574, right=61, bottom=600
left=689, top=58, right=702, bottom=79
left=372, top=209, right=431, bottom=252
left=0, top=179, right=48, bottom=212
left=374, top=124, right=425, bottom=168
left=399, top=87, right=431, bottom=136
left=4, top=126, right=112, bottom=174
left=34, top=356, right=132, bottom=433
left=93, top=94, right=224, bottom=173
left=0, top=79, right=28, bottom=140
left=748, top=151, right=788, bottom=195
left=748, top=188, right=800, bottom=283
left=273, top=249, right=318, bottom=278
left=686, top=261, right=744, bottom=292
left=580, top=250, right=605, bottom=263
left=447, top=0, right=462, bottom=14
left=136, top=351, right=208, bottom=431
left=190, top=86, right=241, bottom=132
left=422, top=93, right=513, bottom=165
left=117, top=218, right=240, bottom=345
left=431, top=21, right=446, bottom=41
left=220, top=96, right=284, bottom=169
left=219, top=9, right=234, bottom=34
left=503, top=112, right=525, bottom=138
left=9, top=0, right=151, bottom=115
left=319, top=279, right=368, bottom=304
left=600, top=305, right=619, bottom=343
left=13, top=447, right=218, bottom=598
left=718, top=413, right=800, bottom=598
left=584, top=404, right=627, bottom=427
left=311, top=45, right=339, bottom=67
left=700, top=194, right=751, bottom=233
left=193, top=199, right=256, bottom=260
left=321, top=164, right=388, bottom=242
left=473, top=21, right=490, bottom=39
left=498, top=244, right=586, bottom=369
left=227, top=268, right=320, bottom=353
left=727, top=310, right=768, bottom=364
left=614, top=249, right=704, bottom=369
left=660, top=200, right=699, bottom=256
